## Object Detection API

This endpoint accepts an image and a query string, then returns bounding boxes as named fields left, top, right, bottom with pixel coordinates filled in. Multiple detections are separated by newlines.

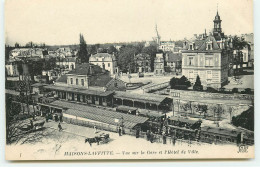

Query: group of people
left=146, top=129, right=177, bottom=145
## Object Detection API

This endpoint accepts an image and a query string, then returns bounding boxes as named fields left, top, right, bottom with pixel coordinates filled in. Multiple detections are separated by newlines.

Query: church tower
left=213, top=7, right=224, bottom=41
left=213, top=10, right=222, bottom=33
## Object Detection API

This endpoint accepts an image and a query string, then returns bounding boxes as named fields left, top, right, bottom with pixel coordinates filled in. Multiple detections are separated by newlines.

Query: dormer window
left=189, top=43, right=195, bottom=50
left=206, top=41, right=213, bottom=50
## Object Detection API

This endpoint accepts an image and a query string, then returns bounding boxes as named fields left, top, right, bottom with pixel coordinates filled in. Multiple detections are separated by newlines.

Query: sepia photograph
left=4, top=0, right=254, bottom=160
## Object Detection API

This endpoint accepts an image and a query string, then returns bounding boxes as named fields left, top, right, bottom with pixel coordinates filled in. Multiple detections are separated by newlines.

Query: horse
left=85, top=137, right=101, bottom=147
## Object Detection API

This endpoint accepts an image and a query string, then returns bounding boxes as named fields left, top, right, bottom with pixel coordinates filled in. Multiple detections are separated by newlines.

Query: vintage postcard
left=5, top=0, right=254, bottom=160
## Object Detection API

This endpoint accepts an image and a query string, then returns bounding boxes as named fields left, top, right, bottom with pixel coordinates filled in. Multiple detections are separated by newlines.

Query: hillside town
left=5, top=9, right=254, bottom=152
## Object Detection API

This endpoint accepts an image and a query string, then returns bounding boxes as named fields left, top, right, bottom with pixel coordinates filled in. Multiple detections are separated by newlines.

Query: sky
left=5, top=0, right=253, bottom=46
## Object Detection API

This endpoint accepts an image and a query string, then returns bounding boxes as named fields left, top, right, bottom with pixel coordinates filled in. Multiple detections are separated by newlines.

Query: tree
left=169, top=75, right=191, bottom=90
left=179, top=75, right=191, bottom=87
left=193, top=75, right=203, bottom=91
left=88, top=45, right=97, bottom=55
left=232, top=36, right=248, bottom=74
left=141, top=44, right=158, bottom=71
left=25, top=41, right=35, bottom=48
left=117, top=45, right=137, bottom=73
left=169, top=77, right=179, bottom=89
left=78, top=34, right=89, bottom=63
left=107, top=45, right=118, bottom=54
left=15, top=42, right=20, bottom=48
left=232, top=106, right=254, bottom=131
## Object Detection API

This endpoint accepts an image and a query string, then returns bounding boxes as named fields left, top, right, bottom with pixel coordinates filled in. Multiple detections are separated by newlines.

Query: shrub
left=207, top=87, right=217, bottom=93
left=242, top=88, right=252, bottom=94
left=232, top=88, right=238, bottom=93
left=169, top=75, right=191, bottom=90
left=193, top=75, right=203, bottom=91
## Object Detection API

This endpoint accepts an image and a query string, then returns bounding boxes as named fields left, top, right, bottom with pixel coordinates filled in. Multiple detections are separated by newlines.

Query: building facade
left=159, top=41, right=175, bottom=52
left=165, top=52, right=182, bottom=72
left=5, top=62, right=19, bottom=76
left=134, top=53, right=151, bottom=73
left=154, top=53, right=165, bottom=75
left=182, top=11, right=232, bottom=88
left=56, top=57, right=76, bottom=71
left=89, top=53, right=118, bottom=75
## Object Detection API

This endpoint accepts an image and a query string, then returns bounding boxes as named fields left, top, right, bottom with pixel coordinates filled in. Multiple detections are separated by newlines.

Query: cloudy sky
left=5, top=0, right=253, bottom=46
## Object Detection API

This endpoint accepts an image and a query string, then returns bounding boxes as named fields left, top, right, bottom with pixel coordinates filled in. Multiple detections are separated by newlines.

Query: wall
left=66, top=74, right=89, bottom=88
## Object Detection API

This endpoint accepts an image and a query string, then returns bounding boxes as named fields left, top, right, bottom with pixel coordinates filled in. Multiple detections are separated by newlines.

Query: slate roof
left=114, top=91, right=171, bottom=105
left=55, top=75, right=67, bottom=83
left=64, top=109, right=138, bottom=129
left=46, top=100, right=148, bottom=128
left=116, top=105, right=137, bottom=112
left=166, top=53, right=182, bottom=62
left=43, top=85, right=114, bottom=97
left=138, top=109, right=165, bottom=118
left=67, top=63, right=105, bottom=75
left=91, top=53, right=113, bottom=58
left=182, top=36, right=221, bottom=52
left=169, top=116, right=199, bottom=124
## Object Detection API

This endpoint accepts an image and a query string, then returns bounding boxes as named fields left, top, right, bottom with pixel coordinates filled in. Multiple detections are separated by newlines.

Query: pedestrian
left=172, top=136, right=176, bottom=146
left=150, top=132, right=154, bottom=143
left=146, top=130, right=150, bottom=141
left=58, top=123, right=63, bottom=131
left=136, top=128, right=140, bottom=138
left=30, top=119, right=34, bottom=129
left=94, top=126, right=97, bottom=134
left=163, top=134, right=167, bottom=144
left=59, top=114, right=63, bottom=122
left=118, top=127, right=122, bottom=136
left=45, top=114, right=48, bottom=122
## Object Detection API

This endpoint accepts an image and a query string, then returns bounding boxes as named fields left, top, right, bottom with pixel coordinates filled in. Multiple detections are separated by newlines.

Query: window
left=81, top=79, right=84, bottom=86
left=189, top=70, right=194, bottom=80
left=205, top=57, right=213, bottom=67
left=207, top=71, right=212, bottom=79
left=207, top=44, right=212, bottom=50
left=70, top=78, right=73, bottom=84
left=108, top=63, right=110, bottom=67
left=189, top=45, right=193, bottom=50
left=76, top=78, right=78, bottom=85
left=243, top=53, right=247, bottom=62
left=189, top=57, right=194, bottom=66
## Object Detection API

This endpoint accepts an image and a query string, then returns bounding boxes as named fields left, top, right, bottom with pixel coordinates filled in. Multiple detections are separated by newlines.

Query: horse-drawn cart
left=85, top=132, right=110, bottom=146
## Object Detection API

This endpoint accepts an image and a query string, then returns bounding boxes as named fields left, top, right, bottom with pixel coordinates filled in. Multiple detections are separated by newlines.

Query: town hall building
left=182, top=10, right=232, bottom=88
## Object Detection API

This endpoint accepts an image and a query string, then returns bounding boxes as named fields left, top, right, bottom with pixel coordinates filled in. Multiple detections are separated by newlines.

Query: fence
left=63, top=116, right=132, bottom=135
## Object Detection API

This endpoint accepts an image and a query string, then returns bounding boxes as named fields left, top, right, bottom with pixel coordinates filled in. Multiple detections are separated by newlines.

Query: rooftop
left=166, top=52, right=182, bottom=62
left=67, top=63, right=105, bottom=76
left=114, top=91, right=172, bottom=105
left=43, top=84, right=114, bottom=97
left=169, top=116, right=199, bottom=124
left=46, top=100, right=148, bottom=128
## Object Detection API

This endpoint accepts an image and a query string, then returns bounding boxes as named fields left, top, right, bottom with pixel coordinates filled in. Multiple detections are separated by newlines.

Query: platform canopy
left=42, top=100, right=149, bottom=125
left=114, top=91, right=172, bottom=105
left=43, top=85, right=114, bottom=97
left=64, top=109, right=139, bottom=129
